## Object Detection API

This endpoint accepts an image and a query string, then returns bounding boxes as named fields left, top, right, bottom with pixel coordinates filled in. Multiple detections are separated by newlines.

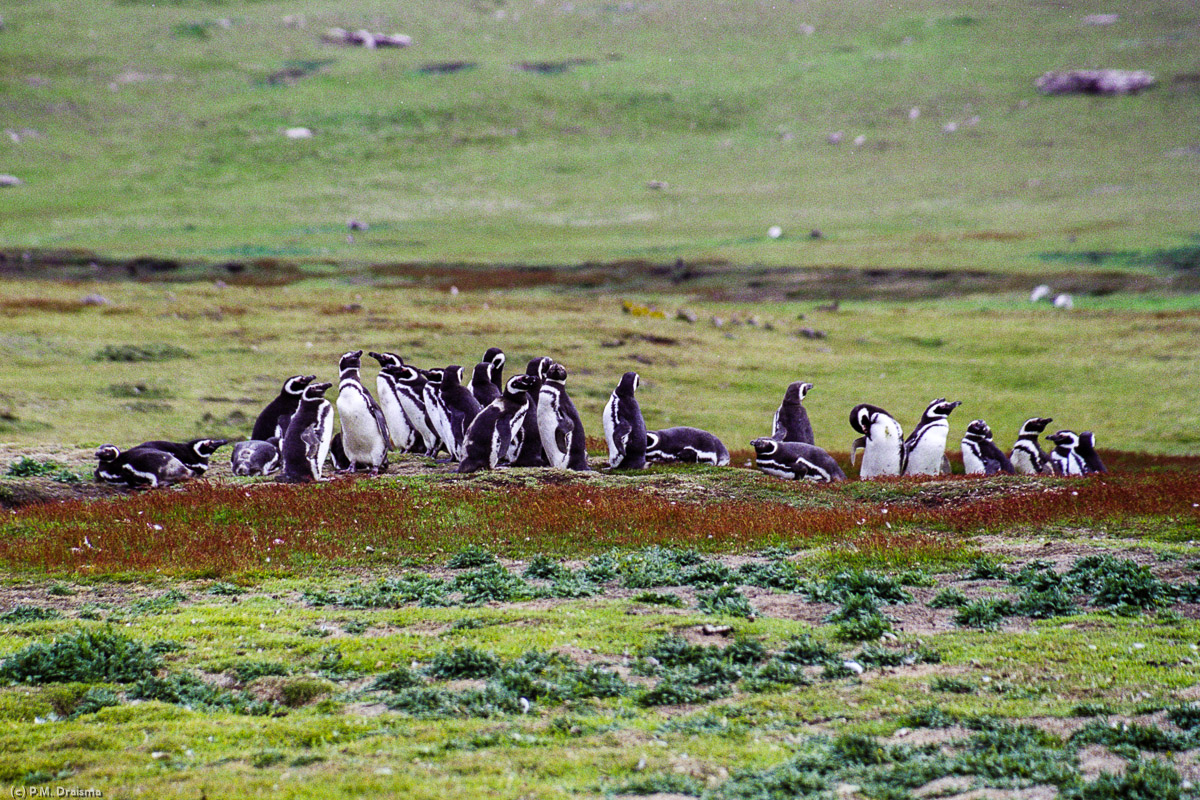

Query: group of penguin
left=91, top=346, right=1106, bottom=489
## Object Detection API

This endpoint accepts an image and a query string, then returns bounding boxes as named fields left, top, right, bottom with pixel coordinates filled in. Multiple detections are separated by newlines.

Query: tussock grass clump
left=631, top=591, right=685, bottom=607
left=453, top=564, right=534, bottom=604
left=1069, top=720, right=1192, bottom=752
left=953, top=598, right=1015, bottom=631
left=964, top=557, right=1010, bottom=581
left=605, top=773, right=704, bottom=797
left=777, top=634, right=837, bottom=666
left=1064, top=759, right=1185, bottom=800
left=4, top=457, right=80, bottom=483
left=929, top=588, right=969, bottom=609
left=1015, top=586, right=1079, bottom=619
left=446, top=545, right=497, bottom=569
left=0, top=605, right=62, bottom=623
left=826, top=594, right=893, bottom=642
left=807, top=569, right=913, bottom=604
left=130, top=672, right=276, bottom=715
left=371, top=666, right=423, bottom=692
left=737, top=559, right=809, bottom=592
left=0, top=628, right=159, bottom=685
left=1066, top=555, right=1172, bottom=614
left=697, top=585, right=755, bottom=618
left=427, top=646, right=501, bottom=680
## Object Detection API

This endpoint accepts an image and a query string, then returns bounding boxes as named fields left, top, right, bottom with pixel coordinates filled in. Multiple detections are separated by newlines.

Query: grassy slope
left=1, top=282, right=1198, bottom=456
left=2, top=0, right=1198, bottom=267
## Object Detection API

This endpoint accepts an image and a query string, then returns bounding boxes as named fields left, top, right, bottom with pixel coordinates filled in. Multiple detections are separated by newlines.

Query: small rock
left=1082, top=13, right=1119, bottom=26
left=676, top=308, right=698, bottom=324
left=284, top=127, right=313, bottom=139
left=810, top=228, right=823, bottom=239
left=1030, top=284, right=1053, bottom=302
left=80, top=293, right=110, bottom=306
left=767, top=225, right=783, bottom=239
left=711, top=316, right=725, bottom=328
left=1053, top=293, right=1074, bottom=310
left=646, top=180, right=669, bottom=190
left=701, top=624, right=732, bottom=636
left=843, top=660, right=865, bottom=675
left=798, top=327, right=827, bottom=339
left=826, top=131, right=844, bottom=144
left=0, top=174, right=24, bottom=187
left=347, top=219, right=369, bottom=231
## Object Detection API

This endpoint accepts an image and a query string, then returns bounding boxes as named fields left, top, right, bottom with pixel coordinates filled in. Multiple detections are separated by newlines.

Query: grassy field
left=2, top=0, right=1200, bottom=796
left=2, top=0, right=1199, bottom=268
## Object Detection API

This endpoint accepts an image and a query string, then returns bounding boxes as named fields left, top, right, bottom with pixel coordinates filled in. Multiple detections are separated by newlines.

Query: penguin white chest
left=906, top=422, right=949, bottom=475
left=861, top=419, right=903, bottom=478
left=961, top=441, right=986, bottom=474
left=377, top=379, right=413, bottom=450
left=338, top=385, right=384, bottom=460
left=602, top=395, right=620, bottom=462
left=538, top=387, right=569, bottom=469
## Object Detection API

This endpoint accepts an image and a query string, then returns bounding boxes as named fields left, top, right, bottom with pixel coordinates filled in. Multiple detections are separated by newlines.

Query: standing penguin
left=251, top=375, right=315, bottom=441
left=388, top=365, right=437, bottom=456
left=645, top=427, right=730, bottom=466
left=230, top=440, right=280, bottom=476
left=1078, top=431, right=1108, bottom=474
left=1047, top=430, right=1089, bottom=475
left=458, top=374, right=539, bottom=473
left=482, top=346, right=506, bottom=392
left=370, top=353, right=418, bottom=453
left=279, top=381, right=334, bottom=483
left=470, top=362, right=502, bottom=407
left=510, top=357, right=553, bottom=467
left=440, top=365, right=483, bottom=461
left=903, top=398, right=961, bottom=476
left=537, top=362, right=590, bottom=471
left=1010, top=417, right=1054, bottom=475
left=336, top=350, right=390, bottom=474
left=772, top=381, right=815, bottom=445
left=133, top=438, right=229, bottom=477
left=751, top=437, right=845, bottom=482
left=960, top=419, right=1015, bottom=475
left=603, top=371, right=647, bottom=470
left=849, top=403, right=906, bottom=478
left=94, top=445, right=193, bottom=489
left=421, top=368, right=454, bottom=459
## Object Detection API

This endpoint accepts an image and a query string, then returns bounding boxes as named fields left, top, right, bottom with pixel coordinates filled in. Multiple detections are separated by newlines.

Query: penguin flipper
left=849, top=436, right=866, bottom=468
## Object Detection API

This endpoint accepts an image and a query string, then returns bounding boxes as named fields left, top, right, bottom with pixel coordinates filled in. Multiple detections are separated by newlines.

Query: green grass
left=1, top=0, right=1198, bottom=269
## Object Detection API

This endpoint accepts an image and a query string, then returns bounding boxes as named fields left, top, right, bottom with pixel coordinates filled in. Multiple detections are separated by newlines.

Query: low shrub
left=0, top=628, right=159, bottom=685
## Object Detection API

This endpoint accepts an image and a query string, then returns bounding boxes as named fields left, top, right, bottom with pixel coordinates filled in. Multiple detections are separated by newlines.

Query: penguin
left=903, top=398, right=961, bottom=476
left=279, top=381, right=334, bottom=483
left=389, top=364, right=438, bottom=456
left=457, top=374, right=539, bottom=473
left=251, top=375, right=316, bottom=441
left=772, top=381, right=815, bottom=445
left=603, top=371, right=647, bottom=470
left=335, top=350, right=390, bottom=474
left=960, top=419, right=1015, bottom=475
left=94, top=445, right=193, bottom=489
left=483, top=346, right=506, bottom=392
left=421, top=367, right=454, bottom=459
left=510, top=357, right=553, bottom=467
left=440, top=365, right=483, bottom=461
left=751, top=437, right=845, bottom=482
left=537, top=362, right=590, bottom=470
left=328, top=432, right=352, bottom=473
left=1077, top=431, right=1108, bottom=474
left=370, top=353, right=419, bottom=453
left=849, top=404, right=905, bottom=478
left=645, top=427, right=730, bottom=466
left=1010, top=417, right=1054, bottom=475
left=470, top=361, right=502, bottom=408
left=132, top=438, right=229, bottom=477
left=230, top=440, right=280, bottom=476
left=1047, top=430, right=1089, bottom=476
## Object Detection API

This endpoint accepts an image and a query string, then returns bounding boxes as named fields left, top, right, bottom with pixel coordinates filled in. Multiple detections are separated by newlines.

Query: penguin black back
left=772, top=381, right=815, bottom=445
left=252, top=375, right=315, bottom=441
left=470, top=362, right=502, bottom=407
left=279, top=381, right=333, bottom=483
left=483, top=347, right=506, bottom=391
left=134, top=438, right=230, bottom=476
left=603, top=371, right=647, bottom=470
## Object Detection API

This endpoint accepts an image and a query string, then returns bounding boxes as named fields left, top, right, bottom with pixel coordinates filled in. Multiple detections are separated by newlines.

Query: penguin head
left=964, top=419, right=992, bottom=441
left=95, top=444, right=121, bottom=463
left=645, top=431, right=661, bottom=451
left=192, top=438, right=230, bottom=457
left=545, top=362, right=568, bottom=383
left=1079, top=431, right=1099, bottom=450
left=526, top=356, right=552, bottom=380
left=786, top=381, right=813, bottom=403
left=368, top=351, right=403, bottom=368
left=338, top=350, right=364, bottom=371
left=442, top=365, right=465, bottom=387
left=303, top=381, right=333, bottom=400
left=284, top=375, right=316, bottom=395
left=506, top=374, right=538, bottom=396
left=750, top=437, right=778, bottom=456
left=422, top=368, right=445, bottom=386
left=618, top=371, right=640, bottom=395
left=1018, top=417, right=1053, bottom=436
left=393, top=365, right=422, bottom=385
left=485, top=347, right=506, bottom=369
left=1047, top=430, right=1079, bottom=449
left=925, top=398, right=962, bottom=419
left=849, top=403, right=878, bottom=435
